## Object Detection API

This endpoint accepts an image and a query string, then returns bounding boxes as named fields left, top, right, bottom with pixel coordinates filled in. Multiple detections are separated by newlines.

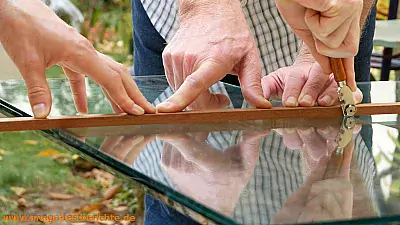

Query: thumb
left=238, top=53, right=271, bottom=108
left=21, top=68, right=52, bottom=118
left=342, top=57, right=357, bottom=92
left=353, top=88, right=363, bottom=104
left=261, top=72, right=280, bottom=100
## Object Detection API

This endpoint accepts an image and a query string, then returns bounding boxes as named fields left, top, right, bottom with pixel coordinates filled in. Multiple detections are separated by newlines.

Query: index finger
left=98, top=53, right=156, bottom=113
left=156, top=61, right=227, bottom=112
left=66, top=44, right=151, bottom=115
left=339, top=140, right=354, bottom=179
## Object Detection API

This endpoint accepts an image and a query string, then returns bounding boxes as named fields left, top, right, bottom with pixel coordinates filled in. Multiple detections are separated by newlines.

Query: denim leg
left=144, top=194, right=201, bottom=225
left=131, top=0, right=166, bottom=76
left=354, top=3, right=377, bottom=83
left=354, top=3, right=376, bottom=154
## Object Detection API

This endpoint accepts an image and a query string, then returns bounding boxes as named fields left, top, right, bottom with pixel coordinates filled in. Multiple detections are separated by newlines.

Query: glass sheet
left=1, top=77, right=400, bottom=224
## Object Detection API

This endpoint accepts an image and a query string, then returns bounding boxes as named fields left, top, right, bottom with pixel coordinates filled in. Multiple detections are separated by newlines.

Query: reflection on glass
left=89, top=117, right=382, bottom=224
left=0, top=77, right=247, bottom=117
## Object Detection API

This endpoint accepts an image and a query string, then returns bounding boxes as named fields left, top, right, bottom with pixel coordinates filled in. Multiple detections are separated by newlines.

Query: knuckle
left=306, top=82, right=322, bottom=93
left=77, top=39, right=95, bottom=52
left=70, top=38, right=96, bottom=60
left=170, top=50, right=184, bottom=61
left=110, top=69, right=122, bottom=80
left=71, top=91, right=81, bottom=97
left=115, top=63, right=129, bottom=75
left=184, top=52, right=197, bottom=63
left=28, top=85, right=48, bottom=98
left=185, top=75, right=204, bottom=89
left=101, top=73, right=122, bottom=91
left=286, top=85, right=302, bottom=95
left=162, top=49, right=170, bottom=60
left=69, top=77, right=84, bottom=86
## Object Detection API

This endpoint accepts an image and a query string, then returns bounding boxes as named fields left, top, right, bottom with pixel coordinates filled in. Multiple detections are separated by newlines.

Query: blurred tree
left=42, top=0, right=84, bottom=32
left=70, top=0, right=133, bottom=54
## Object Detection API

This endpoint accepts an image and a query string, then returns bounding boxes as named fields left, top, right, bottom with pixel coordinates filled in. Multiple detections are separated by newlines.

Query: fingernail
left=222, top=98, right=232, bottom=108
left=133, top=104, right=145, bottom=115
left=33, top=104, right=48, bottom=118
left=299, top=127, right=314, bottom=135
left=330, top=97, right=337, bottom=106
left=284, top=128, right=296, bottom=134
left=285, top=97, right=298, bottom=107
left=321, top=95, right=332, bottom=105
left=299, top=94, right=314, bottom=106
left=319, top=127, right=331, bottom=135
left=156, top=102, right=171, bottom=113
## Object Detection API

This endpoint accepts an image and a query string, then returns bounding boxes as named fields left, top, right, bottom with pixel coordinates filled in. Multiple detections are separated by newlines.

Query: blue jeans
left=143, top=194, right=200, bottom=225
left=131, top=0, right=166, bottom=76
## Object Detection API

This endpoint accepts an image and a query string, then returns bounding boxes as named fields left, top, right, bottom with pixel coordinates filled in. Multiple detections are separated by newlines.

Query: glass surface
left=1, top=77, right=400, bottom=224
left=0, top=76, right=246, bottom=116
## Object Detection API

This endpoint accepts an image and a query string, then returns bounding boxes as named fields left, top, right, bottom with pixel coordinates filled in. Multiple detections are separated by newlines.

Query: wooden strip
left=0, top=103, right=399, bottom=132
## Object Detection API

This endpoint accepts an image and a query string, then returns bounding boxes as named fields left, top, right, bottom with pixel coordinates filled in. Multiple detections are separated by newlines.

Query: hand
left=271, top=140, right=355, bottom=224
left=261, top=61, right=363, bottom=107
left=275, top=0, right=363, bottom=90
left=297, top=178, right=353, bottom=222
left=275, top=123, right=361, bottom=169
left=99, top=135, right=155, bottom=165
left=0, top=0, right=155, bottom=118
left=156, top=0, right=271, bottom=113
left=158, top=130, right=266, bottom=214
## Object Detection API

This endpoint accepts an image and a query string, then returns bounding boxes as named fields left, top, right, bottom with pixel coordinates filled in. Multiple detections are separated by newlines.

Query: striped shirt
left=133, top=83, right=378, bottom=225
left=140, top=0, right=302, bottom=76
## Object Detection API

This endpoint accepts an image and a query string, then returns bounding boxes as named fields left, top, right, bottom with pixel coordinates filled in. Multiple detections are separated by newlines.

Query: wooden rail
left=0, top=102, right=399, bottom=132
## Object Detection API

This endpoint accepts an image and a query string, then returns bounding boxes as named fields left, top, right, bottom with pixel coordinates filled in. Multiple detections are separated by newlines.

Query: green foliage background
left=71, top=0, right=134, bottom=64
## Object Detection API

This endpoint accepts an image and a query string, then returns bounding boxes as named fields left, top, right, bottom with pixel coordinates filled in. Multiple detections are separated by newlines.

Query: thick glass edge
left=295, top=215, right=400, bottom=225
left=1, top=79, right=400, bottom=224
